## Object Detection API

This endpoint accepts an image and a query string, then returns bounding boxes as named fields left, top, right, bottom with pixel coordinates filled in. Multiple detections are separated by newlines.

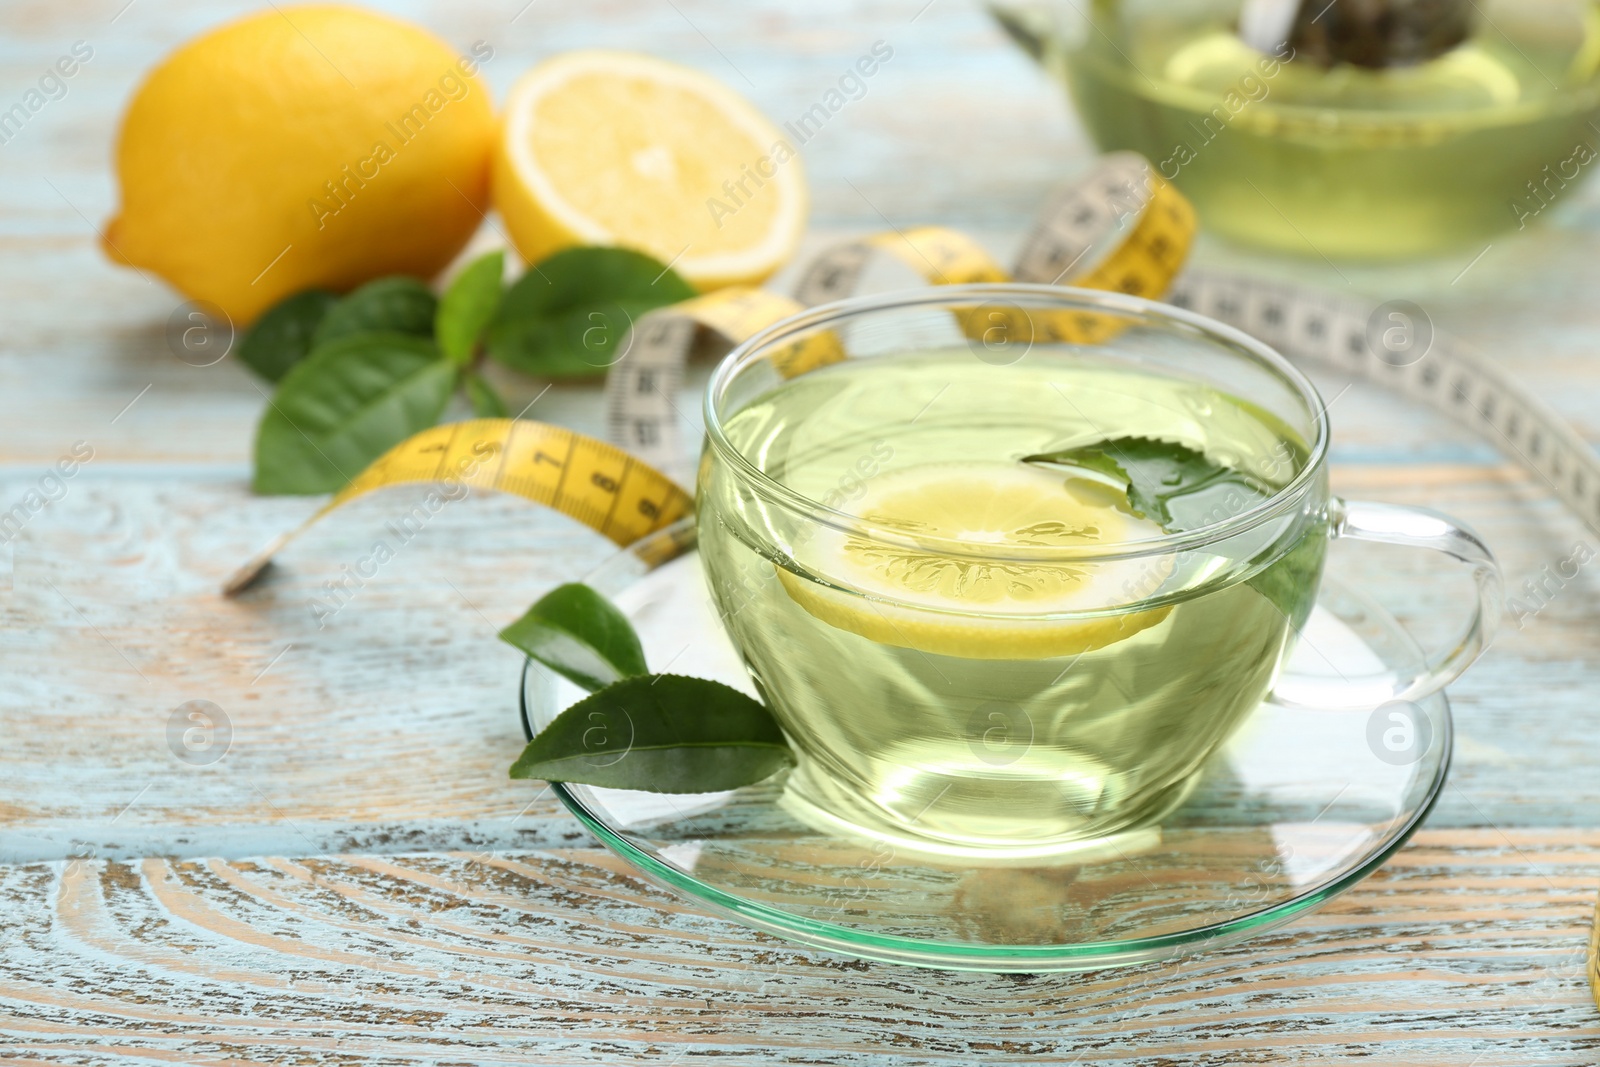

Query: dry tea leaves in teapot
left=1239, top=0, right=1474, bottom=68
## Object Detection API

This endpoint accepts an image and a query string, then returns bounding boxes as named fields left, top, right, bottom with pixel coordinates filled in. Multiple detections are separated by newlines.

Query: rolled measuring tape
left=608, top=151, right=1196, bottom=473
left=224, top=149, right=1600, bottom=595
left=1165, top=269, right=1600, bottom=531
left=603, top=286, right=845, bottom=469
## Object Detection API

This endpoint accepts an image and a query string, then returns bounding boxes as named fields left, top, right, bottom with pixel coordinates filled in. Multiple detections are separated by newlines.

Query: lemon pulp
left=698, top=349, right=1324, bottom=852
left=778, top=462, right=1175, bottom=659
left=494, top=50, right=807, bottom=289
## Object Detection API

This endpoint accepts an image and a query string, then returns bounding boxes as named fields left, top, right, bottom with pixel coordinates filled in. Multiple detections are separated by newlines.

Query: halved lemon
left=777, top=463, right=1176, bottom=660
left=493, top=50, right=807, bottom=289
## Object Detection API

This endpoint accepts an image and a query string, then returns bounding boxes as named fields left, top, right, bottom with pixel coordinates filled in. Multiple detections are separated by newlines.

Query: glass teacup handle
left=1270, top=498, right=1503, bottom=710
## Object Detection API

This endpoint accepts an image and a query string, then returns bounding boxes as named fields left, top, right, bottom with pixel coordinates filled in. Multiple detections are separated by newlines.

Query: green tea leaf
left=436, top=250, right=505, bottom=365
left=501, top=582, right=648, bottom=692
left=463, top=372, right=508, bottom=418
left=1028, top=437, right=1324, bottom=620
left=312, top=277, right=437, bottom=349
left=237, top=289, right=338, bottom=382
left=1247, top=520, right=1329, bottom=624
left=1023, top=437, right=1251, bottom=528
left=487, top=247, right=696, bottom=379
left=510, top=674, right=793, bottom=792
left=493, top=297, right=643, bottom=379
left=253, top=333, right=455, bottom=495
left=1028, top=446, right=1127, bottom=488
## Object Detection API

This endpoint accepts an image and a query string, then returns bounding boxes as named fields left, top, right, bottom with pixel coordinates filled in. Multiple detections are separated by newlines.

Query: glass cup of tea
left=697, top=284, right=1500, bottom=858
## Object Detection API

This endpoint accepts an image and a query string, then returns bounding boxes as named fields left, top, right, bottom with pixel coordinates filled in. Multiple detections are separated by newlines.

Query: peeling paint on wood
left=4, top=0, right=1600, bottom=1061
left=0, top=836, right=1597, bottom=1064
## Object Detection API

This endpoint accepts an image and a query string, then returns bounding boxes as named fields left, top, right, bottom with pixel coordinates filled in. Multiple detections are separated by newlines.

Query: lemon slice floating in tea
left=777, top=462, right=1176, bottom=660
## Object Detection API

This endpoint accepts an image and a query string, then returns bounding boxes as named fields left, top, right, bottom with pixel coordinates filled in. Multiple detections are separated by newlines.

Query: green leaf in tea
left=500, top=582, right=647, bottom=692
left=463, top=371, right=508, bottom=418
left=1245, top=516, right=1328, bottom=625
left=237, top=289, right=338, bottom=382
left=510, top=674, right=793, bottom=792
left=436, top=250, right=505, bottom=365
left=487, top=247, right=695, bottom=379
left=1027, top=436, right=1326, bottom=622
left=1023, top=436, right=1257, bottom=528
left=253, top=333, right=455, bottom=495
left=312, top=276, right=438, bottom=349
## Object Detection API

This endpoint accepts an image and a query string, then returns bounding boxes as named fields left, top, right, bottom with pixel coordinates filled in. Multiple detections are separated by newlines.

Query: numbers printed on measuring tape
left=228, top=148, right=1600, bottom=596
left=223, top=419, right=693, bottom=595
left=1169, top=268, right=1600, bottom=535
left=604, top=152, right=1201, bottom=475
left=229, top=152, right=1200, bottom=596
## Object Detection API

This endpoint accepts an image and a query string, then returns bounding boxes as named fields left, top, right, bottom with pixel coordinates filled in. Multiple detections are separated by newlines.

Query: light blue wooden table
left=2, top=1, right=1599, bottom=1062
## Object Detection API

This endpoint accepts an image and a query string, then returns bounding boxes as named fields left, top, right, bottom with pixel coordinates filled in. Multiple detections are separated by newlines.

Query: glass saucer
left=519, top=521, right=1451, bottom=972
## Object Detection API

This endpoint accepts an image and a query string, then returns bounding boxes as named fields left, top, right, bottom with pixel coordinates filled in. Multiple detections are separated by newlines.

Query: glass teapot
left=993, top=0, right=1600, bottom=258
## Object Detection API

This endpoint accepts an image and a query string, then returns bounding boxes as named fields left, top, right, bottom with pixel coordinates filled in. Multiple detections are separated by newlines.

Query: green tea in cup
left=698, top=286, right=1499, bottom=858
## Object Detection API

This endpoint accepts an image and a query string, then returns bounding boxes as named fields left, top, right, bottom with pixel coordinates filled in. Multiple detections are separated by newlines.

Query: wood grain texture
left=4, top=462, right=1595, bottom=865
left=3, top=0, right=1600, bottom=1061
left=0, top=833, right=1597, bottom=1065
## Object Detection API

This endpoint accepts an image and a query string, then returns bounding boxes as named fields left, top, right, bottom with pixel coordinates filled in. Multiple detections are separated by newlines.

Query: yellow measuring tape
left=224, top=153, right=1195, bottom=595
left=610, top=151, right=1195, bottom=474
left=223, top=418, right=695, bottom=594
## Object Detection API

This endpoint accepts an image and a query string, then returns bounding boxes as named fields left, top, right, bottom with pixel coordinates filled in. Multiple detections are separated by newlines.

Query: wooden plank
left=0, top=0, right=1089, bottom=464
left=0, top=462, right=1597, bottom=862
left=0, top=832, right=1595, bottom=1064
left=3, top=0, right=1600, bottom=1061
left=0, top=3, right=1596, bottom=467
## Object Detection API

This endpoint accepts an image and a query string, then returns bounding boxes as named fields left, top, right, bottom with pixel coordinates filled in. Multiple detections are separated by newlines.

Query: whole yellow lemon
left=103, top=4, right=496, bottom=324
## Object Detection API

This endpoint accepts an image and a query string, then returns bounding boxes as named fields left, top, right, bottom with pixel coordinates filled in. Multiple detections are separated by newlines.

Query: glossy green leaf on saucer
left=499, top=582, right=647, bottom=692
left=511, top=674, right=793, bottom=792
